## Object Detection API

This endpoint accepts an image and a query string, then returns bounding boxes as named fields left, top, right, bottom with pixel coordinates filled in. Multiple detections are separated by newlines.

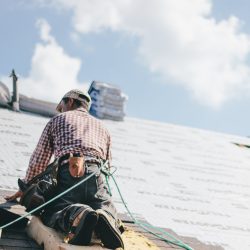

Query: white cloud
left=15, top=19, right=88, bottom=103
left=42, top=0, right=250, bottom=108
left=36, top=18, right=56, bottom=44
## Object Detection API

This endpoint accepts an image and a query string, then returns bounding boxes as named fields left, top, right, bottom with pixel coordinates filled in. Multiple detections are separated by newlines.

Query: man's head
left=56, top=89, right=91, bottom=113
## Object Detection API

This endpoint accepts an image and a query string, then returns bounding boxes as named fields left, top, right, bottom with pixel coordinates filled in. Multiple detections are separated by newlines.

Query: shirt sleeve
left=24, top=120, right=54, bottom=182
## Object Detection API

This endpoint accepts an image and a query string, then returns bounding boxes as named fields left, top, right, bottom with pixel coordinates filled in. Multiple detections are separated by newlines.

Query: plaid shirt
left=24, top=107, right=112, bottom=182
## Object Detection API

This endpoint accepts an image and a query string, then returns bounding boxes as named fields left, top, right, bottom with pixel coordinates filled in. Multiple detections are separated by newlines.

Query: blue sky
left=1, top=0, right=250, bottom=136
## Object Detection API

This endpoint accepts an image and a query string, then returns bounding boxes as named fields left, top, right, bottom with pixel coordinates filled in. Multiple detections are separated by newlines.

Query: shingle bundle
left=88, top=81, right=128, bottom=121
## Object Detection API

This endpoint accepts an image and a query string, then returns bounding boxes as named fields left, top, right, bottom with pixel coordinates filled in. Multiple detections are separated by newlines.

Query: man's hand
left=4, top=191, right=23, bottom=202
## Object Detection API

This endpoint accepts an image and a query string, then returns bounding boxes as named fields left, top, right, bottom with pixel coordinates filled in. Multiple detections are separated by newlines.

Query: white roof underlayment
left=0, top=108, right=249, bottom=250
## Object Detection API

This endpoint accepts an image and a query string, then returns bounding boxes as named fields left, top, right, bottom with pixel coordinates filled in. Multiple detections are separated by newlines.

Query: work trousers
left=41, top=162, right=117, bottom=233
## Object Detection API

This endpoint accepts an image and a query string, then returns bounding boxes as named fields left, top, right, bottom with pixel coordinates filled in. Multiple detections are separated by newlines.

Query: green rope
left=0, top=160, right=108, bottom=231
left=107, top=166, right=193, bottom=250
left=0, top=160, right=193, bottom=250
left=105, top=175, right=112, bottom=195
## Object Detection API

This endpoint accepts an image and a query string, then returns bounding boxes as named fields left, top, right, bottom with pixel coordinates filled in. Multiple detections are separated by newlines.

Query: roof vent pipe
left=10, top=69, right=19, bottom=111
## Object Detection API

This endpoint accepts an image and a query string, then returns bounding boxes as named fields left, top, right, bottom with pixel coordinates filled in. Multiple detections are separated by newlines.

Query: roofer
left=5, top=89, right=124, bottom=249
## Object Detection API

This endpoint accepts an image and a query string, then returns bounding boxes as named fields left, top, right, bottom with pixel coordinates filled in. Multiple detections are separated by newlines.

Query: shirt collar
left=75, top=107, right=88, bottom=113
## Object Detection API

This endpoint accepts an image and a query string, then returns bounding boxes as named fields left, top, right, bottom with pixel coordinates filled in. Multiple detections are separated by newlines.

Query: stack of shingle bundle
left=88, top=81, right=128, bottom=121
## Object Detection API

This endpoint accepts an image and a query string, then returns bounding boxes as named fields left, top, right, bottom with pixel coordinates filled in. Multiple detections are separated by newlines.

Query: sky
left=1, top=0, right=250, bottom=136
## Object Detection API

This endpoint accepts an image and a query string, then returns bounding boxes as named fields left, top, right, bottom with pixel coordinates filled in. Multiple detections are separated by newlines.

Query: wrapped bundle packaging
left=88, top=81, right=128, bottom=121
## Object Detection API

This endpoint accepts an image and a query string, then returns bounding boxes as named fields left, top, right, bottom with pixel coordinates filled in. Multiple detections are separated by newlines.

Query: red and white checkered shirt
left=24, top=107, right=112, bottom=182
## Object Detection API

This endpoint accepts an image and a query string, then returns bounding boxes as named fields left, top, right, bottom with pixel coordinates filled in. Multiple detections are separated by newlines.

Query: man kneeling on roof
left=5, top=89, right=124, bottom=249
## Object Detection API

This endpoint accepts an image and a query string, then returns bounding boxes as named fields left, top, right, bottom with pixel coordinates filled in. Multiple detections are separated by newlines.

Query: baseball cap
left=56, top=89, right=91, bottom=112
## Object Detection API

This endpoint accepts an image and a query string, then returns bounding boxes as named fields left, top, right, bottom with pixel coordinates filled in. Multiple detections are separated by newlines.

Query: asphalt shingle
left=1, top=108, right=250, bottom=249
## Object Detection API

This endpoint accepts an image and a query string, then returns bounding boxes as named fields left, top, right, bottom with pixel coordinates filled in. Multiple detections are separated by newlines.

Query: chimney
left=10, top=69, right=19, bottom=111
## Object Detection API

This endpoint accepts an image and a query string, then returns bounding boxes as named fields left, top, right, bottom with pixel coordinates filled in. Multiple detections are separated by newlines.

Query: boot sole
left=69, top=211, right=98, bottom=245
left=97, top=213, right=124, bottom=249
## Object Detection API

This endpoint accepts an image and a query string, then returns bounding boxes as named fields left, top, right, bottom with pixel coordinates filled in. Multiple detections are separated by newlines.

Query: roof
left=0, top=189, right=41, bottom=250
left=0, top=107, right=250, bottom=249
left=0, top=190, right=222, bottom=250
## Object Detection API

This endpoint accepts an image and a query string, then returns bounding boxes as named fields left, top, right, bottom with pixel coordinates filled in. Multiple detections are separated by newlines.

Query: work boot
left=19, top=184, right=45, bottom=215
left=95, top=209, right=124, bottom=249
left=68, top=208, right=98, bottom=246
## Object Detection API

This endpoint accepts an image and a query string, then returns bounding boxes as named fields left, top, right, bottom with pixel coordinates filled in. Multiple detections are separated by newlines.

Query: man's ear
left=56, top=102, right=63, bottom=112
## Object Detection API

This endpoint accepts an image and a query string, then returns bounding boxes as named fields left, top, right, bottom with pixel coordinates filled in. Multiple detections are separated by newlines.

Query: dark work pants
left=41, top=162, right=117, bottom=233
